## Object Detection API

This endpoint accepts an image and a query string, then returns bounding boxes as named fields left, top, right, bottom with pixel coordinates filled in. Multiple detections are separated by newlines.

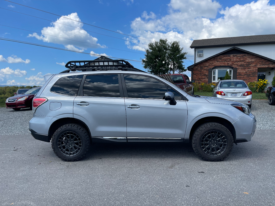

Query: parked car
left=159, top=74, right=194, bottom=94
left=29, top=58, right=256, bottom=162
left=14, top=89, right=29, bottom=96
left=212, top=80, right=253, bottom=108
left=6, top=87, right=41, bottom=111
left=266, top=86, right=275, bottom=105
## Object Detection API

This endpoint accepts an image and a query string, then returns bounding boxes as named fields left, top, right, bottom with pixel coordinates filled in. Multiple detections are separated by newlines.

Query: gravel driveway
left=0, top=100, right=275, bottom=206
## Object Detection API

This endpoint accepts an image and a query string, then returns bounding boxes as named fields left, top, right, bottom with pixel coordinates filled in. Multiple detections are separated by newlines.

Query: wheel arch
left=188, top=116, right=236, bottom=142
left=48, top=118, right=91, bottom=140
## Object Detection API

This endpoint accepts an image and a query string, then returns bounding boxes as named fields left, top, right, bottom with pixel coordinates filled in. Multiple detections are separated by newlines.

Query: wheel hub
left=57, top=132, right=82, bottom=156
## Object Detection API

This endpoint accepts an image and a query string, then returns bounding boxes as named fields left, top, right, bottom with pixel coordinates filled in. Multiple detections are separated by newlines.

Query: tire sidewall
left=52, top=124, right=90, bottom=161
left=192, top=123, right=234, bottom=161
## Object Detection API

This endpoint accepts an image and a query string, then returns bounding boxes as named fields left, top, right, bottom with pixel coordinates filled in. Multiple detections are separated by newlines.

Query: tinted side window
left=124, top=74, right=183, bottom=100
left=51, top=75, right=83, bottom=96
left=83, top=74, right=120, bottom=97
left=167, top=87, right=184, bottom=100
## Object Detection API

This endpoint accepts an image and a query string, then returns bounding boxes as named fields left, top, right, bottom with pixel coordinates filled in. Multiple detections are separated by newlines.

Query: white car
left=213, top=80, right=253, bottom=108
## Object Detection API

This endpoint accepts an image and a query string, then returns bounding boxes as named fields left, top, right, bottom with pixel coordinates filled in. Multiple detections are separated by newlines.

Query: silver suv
left=29, top=57, right=256, bottom=161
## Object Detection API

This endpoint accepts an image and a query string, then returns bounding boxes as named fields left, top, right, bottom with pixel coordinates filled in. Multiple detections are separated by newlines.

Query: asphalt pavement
left=0, top=100, right=275, bottom=206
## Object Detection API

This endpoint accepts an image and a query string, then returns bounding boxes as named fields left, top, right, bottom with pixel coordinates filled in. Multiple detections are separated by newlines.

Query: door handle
left=127, top=104, right=140, bottom=109
left=76, top=101, right=89, bottom=106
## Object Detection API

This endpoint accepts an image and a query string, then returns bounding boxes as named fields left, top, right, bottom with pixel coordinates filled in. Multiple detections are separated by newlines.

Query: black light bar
left=61, top=56, right=144, bottom=73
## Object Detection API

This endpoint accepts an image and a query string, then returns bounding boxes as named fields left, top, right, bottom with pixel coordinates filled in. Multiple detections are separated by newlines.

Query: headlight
left=231, top=103, right=250, bottom=115
left=6, top=98, right=9, bottom=103
left=17, top=96, right=28, bottom=101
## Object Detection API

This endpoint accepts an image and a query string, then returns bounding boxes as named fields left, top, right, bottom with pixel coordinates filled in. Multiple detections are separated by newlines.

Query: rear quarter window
left=51, top=75, right=83, bottom=96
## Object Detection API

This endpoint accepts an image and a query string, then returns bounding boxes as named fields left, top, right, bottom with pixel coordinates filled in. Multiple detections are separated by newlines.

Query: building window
left=197, top=50, right=203, bottom=57
left=212, top=68, right=233, bottom=82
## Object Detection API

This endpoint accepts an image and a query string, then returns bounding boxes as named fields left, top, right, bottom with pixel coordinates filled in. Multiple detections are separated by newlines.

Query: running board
left=92, top=137, right=184, bottom=143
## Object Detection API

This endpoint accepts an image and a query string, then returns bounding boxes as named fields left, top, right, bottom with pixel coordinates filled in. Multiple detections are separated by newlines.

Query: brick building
left=188, top=34, right=275, bottom=86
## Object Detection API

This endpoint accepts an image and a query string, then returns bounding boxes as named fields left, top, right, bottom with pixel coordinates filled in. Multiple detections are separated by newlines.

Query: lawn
left=194, top=92, right=267, bottom=99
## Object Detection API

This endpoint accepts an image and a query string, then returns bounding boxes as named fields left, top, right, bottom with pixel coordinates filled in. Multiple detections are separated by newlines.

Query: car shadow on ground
left=80, top=140, right=265, bottom=161
left=7, top=108, right=31, bottom=112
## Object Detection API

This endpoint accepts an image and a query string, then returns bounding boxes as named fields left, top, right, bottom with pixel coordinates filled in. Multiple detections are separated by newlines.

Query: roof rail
left=60, top=56, right=144, bottom=73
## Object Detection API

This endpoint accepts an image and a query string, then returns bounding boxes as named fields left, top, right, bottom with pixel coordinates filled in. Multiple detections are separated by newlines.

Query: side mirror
left=164, top=92, right=177, bottom=105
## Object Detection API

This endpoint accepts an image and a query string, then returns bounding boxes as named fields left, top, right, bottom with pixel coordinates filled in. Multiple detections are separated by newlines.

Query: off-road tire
left=268, top=94, right=275, bottom=105
left=192, top=122, right=234, bottom=161
left=13, top=108, right=20, bottom=111
left=51, top=123, right=91, bottom=161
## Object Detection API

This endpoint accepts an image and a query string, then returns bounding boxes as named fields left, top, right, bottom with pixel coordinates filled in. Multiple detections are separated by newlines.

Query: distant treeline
left=0, top=86, right=36, bottom=97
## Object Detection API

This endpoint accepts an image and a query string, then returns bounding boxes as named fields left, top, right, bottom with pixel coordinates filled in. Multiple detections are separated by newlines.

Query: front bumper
left=6, top=101, right=29, bottom=109
left=234, top=112, right=256, bottom=142
left=216, top=95, right=252, bottom=105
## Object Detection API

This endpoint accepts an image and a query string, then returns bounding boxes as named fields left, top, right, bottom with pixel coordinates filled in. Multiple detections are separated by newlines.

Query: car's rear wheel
left=192, top=122, right=234, bottom=161
left=268, top=94, right=275, bottom=105
left=13, top=108, right=20, bottom=111
left=51, top=123, right=91, bottom=161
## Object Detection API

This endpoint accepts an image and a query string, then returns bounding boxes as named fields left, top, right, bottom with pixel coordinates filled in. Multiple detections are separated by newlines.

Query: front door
left=122, top=74, right=188, bottom=139
left=74, top=74, right=126, bottom=139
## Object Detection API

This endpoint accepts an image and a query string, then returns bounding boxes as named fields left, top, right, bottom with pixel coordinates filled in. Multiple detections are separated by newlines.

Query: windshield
left=171, top=75, right=185, bottom=83
left=25, top=87, right=41, bottom=95
left=18, top=89, right=29, bottom=94
left=220, top=81, right=247, bottom=88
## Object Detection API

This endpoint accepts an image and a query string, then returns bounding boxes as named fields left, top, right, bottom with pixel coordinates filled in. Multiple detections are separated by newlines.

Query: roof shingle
left=190, top=34, right=275, bottom=48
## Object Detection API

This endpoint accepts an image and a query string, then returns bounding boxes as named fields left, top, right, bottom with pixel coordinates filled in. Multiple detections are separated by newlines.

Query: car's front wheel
left=192, top=122, right=234, bottom=161
left=51, top=123, right=91, bottom=161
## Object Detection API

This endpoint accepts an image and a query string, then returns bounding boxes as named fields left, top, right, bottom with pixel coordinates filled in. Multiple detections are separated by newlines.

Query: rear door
left=74, top=74, right=127, bottom=140
left=122, top=74, right=188, bottom=139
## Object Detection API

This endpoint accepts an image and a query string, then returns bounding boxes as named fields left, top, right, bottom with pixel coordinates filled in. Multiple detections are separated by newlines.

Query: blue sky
left=1, top=0, right=275, bottom=85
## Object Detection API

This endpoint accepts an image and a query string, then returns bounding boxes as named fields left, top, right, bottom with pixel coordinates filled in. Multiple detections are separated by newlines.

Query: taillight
left=216, top=91, right=225, bottom=96
left=243, top=91, right=252, bottom=96
left=33, top=97, right=47, bottom=108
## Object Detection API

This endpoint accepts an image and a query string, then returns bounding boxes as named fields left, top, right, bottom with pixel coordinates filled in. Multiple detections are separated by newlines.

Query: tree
left=224, top=71, right=231, bottom=80
left=142, top=39, right=170, bottom=75
left=142, top=39, right=187, bottom=75
left=168, top=41, right=187, bottom=74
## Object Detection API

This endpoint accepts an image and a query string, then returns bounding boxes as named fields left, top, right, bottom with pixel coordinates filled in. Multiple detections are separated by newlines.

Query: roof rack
left=60, top=56, right=144, bottom=73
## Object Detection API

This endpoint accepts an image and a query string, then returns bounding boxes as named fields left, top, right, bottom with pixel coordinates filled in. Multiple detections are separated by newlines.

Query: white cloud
left=0, top=55, right=30, bottom=64
left=65, top=45, right=84, bottom=52
left=25, top=72, right=45, bottom=86
left=0, top=67, right=27, bottom=81
left=142, top=11, right=156, bottom=20
left=127, top=0, right=275, bottom=58
left=7, top=80, right=16, bottom=85
left=90, top=51, right=108, bottom=57
left=8, top=5, right=15, bottom=8
left=28, top=13, right=104, bottom=51
left=123, top=0, right=134, bottom=5
left=56, top=62, right=66, bottom=66
left=31, top=68, right=35, bottom=71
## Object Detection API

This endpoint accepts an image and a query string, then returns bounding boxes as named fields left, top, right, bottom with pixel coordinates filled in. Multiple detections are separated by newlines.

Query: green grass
left=194, top=92, right=267, bottom=99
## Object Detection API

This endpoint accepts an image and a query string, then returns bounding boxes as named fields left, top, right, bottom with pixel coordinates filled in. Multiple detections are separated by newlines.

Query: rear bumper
left=30, top=129, right=50, bottom=142
left=216, top=95, right=252, bottom=105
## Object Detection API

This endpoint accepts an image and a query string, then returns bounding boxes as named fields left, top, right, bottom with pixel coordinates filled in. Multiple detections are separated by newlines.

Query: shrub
left=248, top=79, right=268, bottom=93
left=193, top=82, right=216, bottom=92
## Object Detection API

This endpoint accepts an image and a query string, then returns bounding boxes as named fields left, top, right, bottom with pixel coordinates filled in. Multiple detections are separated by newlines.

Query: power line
left=0, top=24, right=143, bottom=54
left=4, top=0, right=136, bottom=38
left=0, top=37, right=142, bottom=63
left=0, top=7, right=126, bottom=41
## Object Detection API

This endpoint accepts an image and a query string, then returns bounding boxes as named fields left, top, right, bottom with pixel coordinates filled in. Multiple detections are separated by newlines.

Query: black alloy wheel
left=269, top=95, right=275, bottom=105
left=57, top=131, right=82, bottom=156
left=192, top=122, right=234, bottom=161
left=52, top=124, right=91, bottom=161
left=200, top=130, right=227, bottom=156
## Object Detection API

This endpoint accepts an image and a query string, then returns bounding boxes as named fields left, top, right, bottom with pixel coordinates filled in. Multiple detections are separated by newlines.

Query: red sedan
left=6, top=87, right=41, bottom=111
